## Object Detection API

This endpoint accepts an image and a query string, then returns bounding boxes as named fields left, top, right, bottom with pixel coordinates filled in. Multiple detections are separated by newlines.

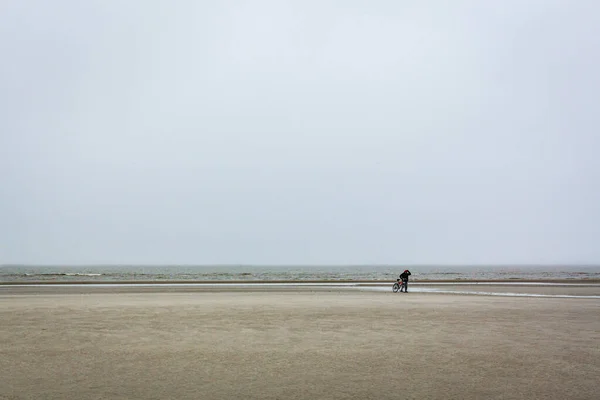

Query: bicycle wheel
left=393, top=283, right=400, bottom=293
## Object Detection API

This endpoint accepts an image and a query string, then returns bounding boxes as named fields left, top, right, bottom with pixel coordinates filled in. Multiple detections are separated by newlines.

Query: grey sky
left=1, top=0, right=599, bottom=265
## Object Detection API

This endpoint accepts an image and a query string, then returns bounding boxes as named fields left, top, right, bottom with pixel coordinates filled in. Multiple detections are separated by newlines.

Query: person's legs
left=403, top=280, right=408, bottom=292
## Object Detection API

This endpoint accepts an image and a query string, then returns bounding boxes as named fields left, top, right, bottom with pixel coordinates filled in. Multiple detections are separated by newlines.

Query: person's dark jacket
left=399, top=270, right=411, bottom=281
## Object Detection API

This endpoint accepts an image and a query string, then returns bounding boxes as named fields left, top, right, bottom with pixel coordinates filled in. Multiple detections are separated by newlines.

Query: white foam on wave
left=1, top=282, right=362, bottom=288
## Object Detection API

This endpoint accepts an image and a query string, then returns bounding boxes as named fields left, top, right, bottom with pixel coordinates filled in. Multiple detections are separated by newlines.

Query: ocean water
left=1, top=265, right=599, bottom=282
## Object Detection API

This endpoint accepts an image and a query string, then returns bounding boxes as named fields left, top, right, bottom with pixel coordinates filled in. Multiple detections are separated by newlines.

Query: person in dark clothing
left=399, top=269, right=411, bottom=292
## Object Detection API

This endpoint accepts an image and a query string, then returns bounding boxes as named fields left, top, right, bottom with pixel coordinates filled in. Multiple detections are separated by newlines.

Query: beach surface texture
left=1, top=284, right=599, bottom=399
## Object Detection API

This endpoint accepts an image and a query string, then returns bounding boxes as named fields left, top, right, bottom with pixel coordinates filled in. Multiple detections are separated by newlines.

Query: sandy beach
left=1, top=287, right=599, bottom=399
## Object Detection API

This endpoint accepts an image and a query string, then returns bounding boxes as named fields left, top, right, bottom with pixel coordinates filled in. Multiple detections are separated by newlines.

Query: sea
left=1, top=264, right=599, bottom=283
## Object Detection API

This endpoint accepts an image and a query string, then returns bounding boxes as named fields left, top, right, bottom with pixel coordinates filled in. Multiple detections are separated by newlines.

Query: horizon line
left=2, top=263, right=599, bottom=268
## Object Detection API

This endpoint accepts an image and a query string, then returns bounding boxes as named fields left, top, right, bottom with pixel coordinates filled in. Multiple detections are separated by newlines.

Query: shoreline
left=3, top=280, right=600, bottom=298
left=3, top=278, right=600, bottom=285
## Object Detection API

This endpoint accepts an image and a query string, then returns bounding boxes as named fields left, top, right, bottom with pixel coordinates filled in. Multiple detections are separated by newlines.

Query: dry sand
left=1, top=288, right=599, bottom=400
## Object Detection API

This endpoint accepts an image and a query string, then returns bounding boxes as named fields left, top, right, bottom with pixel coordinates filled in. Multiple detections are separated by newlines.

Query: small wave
left=16, top=273, right=103, bottom=277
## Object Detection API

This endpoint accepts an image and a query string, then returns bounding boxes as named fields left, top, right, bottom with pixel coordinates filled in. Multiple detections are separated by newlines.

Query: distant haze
left=1, top=1, right=599, bottom=265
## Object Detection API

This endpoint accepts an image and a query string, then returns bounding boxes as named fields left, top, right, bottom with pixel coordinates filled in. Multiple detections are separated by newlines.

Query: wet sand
left=1, top=288, right=599, bottom=400
left=387, top=283, right=600, bottom=297
left=2, top=282, right=600, bottom=297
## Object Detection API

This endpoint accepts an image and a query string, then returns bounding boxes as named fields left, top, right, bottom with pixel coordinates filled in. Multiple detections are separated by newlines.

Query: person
left=399, top=269, right=411, bottom=292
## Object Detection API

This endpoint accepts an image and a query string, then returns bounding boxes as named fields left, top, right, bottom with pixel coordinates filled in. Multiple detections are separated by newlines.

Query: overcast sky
left=1, top=0, right=599, bottom=265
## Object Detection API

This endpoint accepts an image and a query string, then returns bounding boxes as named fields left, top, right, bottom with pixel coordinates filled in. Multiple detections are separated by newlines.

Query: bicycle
left=393, top=279, right=406, bottom=293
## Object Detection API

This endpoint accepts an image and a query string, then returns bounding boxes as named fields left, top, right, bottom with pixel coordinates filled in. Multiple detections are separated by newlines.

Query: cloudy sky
left=1, top=0, right=599, bottom=265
